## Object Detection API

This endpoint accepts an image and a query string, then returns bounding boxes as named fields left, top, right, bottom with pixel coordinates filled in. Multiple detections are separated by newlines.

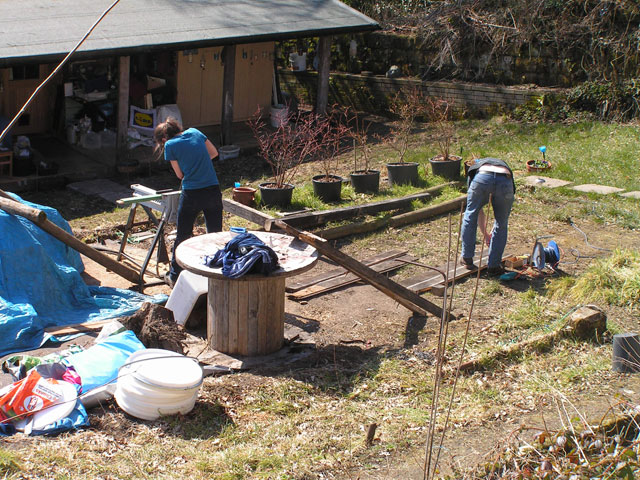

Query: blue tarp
left=0, top=193, right=166, bottom=357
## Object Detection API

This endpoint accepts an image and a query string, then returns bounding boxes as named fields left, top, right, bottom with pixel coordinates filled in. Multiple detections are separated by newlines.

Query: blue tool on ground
left=531, top=240, right=560, bottom=270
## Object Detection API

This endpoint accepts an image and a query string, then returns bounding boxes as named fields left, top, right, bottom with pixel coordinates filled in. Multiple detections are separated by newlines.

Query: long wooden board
left=275, top=220, right=443, bottom=317
left=289, top=254, right=417, bottom=300
left=286, top=249, right=408, bottom=293
left=222, top=198, right=275, bottom=228
left=44, top=319, right=115, bottom=336
left=265, top=182, right=462, bottom=231
left=400, top=252, right=512, bottom=293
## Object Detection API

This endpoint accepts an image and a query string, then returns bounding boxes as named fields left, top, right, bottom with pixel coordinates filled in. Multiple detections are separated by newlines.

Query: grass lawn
left=5, top=118, right=640, bottom=480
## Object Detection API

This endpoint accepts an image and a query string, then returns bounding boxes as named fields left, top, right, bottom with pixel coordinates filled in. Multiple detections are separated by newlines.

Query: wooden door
left=233, top=42, right=274, bottom=121
left=0, top=64, right=57, bottom=135
left=199, top=47, right=224, bottom=126
left=176, top=50, right=204, bottom=127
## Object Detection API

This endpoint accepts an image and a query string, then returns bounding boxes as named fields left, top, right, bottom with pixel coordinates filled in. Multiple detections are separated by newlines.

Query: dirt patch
left=118, top=302, right=186, bottom=354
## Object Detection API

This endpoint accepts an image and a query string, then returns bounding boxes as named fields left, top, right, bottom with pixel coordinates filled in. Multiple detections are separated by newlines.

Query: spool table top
left=176, top=230, right=318, bottom=280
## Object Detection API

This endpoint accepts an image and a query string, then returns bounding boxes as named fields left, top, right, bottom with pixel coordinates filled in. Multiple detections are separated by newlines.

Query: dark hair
left=154, top=117, right=183, bottom=156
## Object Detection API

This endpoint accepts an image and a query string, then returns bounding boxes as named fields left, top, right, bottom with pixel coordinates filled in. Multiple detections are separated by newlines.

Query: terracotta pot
left=526, top=160, right=552, bottom=173
left=232, top=187, right=256, bottom=206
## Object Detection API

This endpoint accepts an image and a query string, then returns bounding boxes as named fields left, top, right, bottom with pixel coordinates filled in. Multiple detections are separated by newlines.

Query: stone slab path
left=66, top=179, right=132, bottom=205
left=571, top=184, right=625, bottom=194
left=521, top=175, right=573, bottom=188
left=620, top=191, right=640, bottom=199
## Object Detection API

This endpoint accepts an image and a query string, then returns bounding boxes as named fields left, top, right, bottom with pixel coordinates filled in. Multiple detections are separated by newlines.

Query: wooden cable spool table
left=176, top=231, right=318, bottom=356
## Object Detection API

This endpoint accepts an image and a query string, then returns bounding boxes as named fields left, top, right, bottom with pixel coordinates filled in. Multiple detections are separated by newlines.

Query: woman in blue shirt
left=154, top=117, right=222, bottom=286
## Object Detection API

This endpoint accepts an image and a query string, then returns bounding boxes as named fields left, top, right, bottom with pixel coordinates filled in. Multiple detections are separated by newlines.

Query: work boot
left=486, top=266, right=506, bottom=277
left=460, top=257, right=477, bottom=270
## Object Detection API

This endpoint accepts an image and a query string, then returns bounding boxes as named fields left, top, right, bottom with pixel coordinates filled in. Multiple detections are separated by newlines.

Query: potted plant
left=425, top=97, right=462, bottom=181
left=526, top=145, right=552, bottom=172
left=348, top=112, right=380, bottom=194
left=311, top=107, right=352, bottom=203
left=385, top=88, right=423, bottom=186
left=247, top=108, right=322, bottom=208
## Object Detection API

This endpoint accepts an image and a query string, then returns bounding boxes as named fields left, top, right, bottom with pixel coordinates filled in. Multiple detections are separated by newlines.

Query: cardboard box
left=504, top=255, right=528, bottom=269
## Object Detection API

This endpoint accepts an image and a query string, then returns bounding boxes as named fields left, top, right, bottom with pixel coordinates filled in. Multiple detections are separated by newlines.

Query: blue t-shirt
left=164, top=128, right=219, bottom=190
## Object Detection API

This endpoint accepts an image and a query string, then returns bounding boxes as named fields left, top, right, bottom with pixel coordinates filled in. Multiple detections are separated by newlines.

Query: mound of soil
left=119, top=302, right=186, bottom=354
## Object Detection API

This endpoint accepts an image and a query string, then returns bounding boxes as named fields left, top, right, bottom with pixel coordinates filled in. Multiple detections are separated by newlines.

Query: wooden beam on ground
left=223, top=198, right=275, bottom=229
left=275, top=220, right=443, bottom=317
left=266, top=182, right=461, bottom=231
left=287, top=249, right=408, bottom=292
left=289, top=254, right=417, bottom=300
left=221, top=45, right=236, bottom=146
left=317, top=194, right=466, bottom=240
left=400, top=252, right=490, bottom=293
left=44, top=319, right=115, bottom=336
left=0, top=196, right=141, bottom=284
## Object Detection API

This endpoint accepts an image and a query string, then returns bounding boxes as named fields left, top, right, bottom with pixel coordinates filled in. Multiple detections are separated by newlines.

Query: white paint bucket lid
left=121, top=349, right=203, bottom=390
left=30, top=380, right=78, bottom=431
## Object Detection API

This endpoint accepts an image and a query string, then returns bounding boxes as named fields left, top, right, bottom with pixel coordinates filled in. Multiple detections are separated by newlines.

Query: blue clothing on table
left=204, top=232, right=279, bottom=278
left=164, top=128, right=218, bottom=190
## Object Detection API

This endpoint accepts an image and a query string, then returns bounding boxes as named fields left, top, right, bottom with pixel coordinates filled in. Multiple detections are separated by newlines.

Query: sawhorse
left=116, top=184, right=181, bottom=290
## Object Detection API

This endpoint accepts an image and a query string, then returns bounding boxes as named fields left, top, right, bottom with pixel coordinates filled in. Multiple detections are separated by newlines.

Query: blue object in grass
left=230, top=227, right=247, bottom=234
left=234, top=182, right=241, bottom=188
left=499, top=271, right=518, bottom=281
left=539, top=146, right=547, bottom=154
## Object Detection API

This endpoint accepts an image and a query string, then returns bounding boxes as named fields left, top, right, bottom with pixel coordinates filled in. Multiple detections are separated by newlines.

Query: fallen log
left=0, top=195, right=141, bottom=284
left=457, top=306, right=606, bottom=373
left=275, top=220, right=444, bottom=318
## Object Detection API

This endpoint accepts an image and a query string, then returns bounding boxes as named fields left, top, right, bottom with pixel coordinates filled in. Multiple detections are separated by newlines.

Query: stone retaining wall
left=279, top=70, right=559, bottom=117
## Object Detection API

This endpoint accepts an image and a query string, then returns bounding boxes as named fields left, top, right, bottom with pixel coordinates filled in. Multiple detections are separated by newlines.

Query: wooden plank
left=265, top=182, right=461, bottom=231
left=228, top=279, right=239, bottom=353
left=222, top=198, right=275, bottom=228
left=286, top=249, right=408, bottom=292
left=44, top=319, right=114, bottom=336
left=247, top=280, right=259, bottom=355
left=276, top=220, right=443, bottom=317
left=399, top=252, right=512, bottom=294
left=289, top=254, right=417, bottom=300
left=317, top=194, right=465, bottom=241
left=272, top=278, right=285, bottom=352
left=388, top=195, right=467, bottom=228
left=237, top=281, right=249, bottom=355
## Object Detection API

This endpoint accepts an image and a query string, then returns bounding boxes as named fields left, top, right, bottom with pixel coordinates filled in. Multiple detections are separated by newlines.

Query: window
left=10, top=65, right=40, bottom=81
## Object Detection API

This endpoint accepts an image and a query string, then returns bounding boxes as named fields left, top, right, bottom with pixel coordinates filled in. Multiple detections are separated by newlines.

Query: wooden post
left=221, top=45, right=236, bottom=146
left=0, top=196, right=141, bottom=284
left=316, top=36, right=332, bottom=115
left=117, top=56, right=131, bottom=159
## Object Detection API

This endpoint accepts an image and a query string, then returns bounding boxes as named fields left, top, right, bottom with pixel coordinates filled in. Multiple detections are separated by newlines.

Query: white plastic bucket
left=218, top=145, right=240, bottom=161
left=270, top=104, right=289, bottom=128
left=114, top=349, right=203, bottom=420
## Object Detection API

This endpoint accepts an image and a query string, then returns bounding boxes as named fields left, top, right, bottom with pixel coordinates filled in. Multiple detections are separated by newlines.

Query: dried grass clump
left=547, top=249, right=640, bottom=309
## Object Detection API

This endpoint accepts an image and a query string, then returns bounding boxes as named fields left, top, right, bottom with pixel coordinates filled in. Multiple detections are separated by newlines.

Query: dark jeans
left=169, top=185, right=223, bottom=281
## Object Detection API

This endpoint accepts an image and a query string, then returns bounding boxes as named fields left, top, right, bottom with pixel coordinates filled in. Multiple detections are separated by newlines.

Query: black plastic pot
left=312, top=175, right=343, bottom=203
left=259, top=182, right=294, bottom=208
left=429, top=155, right=462, bottom=181
left=386, top=162, right=419, bottom=186
left=349, top=169, right=380, bottom=194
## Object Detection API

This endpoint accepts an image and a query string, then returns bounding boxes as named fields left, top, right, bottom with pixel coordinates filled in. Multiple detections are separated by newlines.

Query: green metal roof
left=0, top=0, right=378, bottom=64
